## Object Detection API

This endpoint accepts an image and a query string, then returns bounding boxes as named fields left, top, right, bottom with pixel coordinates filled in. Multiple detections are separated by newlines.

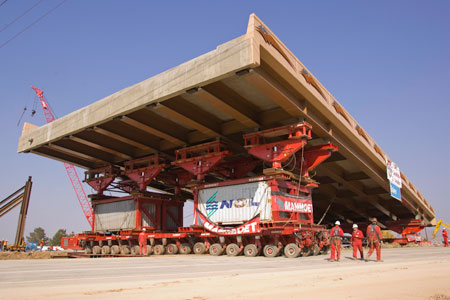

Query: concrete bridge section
left=17, top=14, right=434, bottom=227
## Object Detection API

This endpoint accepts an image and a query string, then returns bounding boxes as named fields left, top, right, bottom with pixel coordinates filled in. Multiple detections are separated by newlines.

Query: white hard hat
left=142, top=228, right=147, bottom=231
left=353, top=224, right=358, bottom=228
left=335, top=221, right=341, bottom=225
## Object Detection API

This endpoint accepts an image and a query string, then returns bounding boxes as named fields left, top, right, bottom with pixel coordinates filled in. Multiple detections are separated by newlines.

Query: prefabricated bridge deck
left=17, top=14, right=435, bottom=227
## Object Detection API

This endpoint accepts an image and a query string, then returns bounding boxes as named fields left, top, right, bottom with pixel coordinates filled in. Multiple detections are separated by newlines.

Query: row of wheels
left=85, top=242, right=327, bottom=258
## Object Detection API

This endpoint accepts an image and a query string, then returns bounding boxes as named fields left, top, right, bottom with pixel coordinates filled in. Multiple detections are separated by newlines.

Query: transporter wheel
left=120, top=245, right=130, bottom=255
left=153, top=245, right=165, bottom=255
left=92, top=245, right=102, bottom=255
left=284, top=243, right=300, bottom=258
left=209, top=243, right=224, bottom=256
left=320, top=245, right=329, bottom=254
left=110, top=245, right=120, bottom=255
left=145, top=245, right=153, bottom=256
left=243, top=244, right=259, bottom=257
left=166, top=244, right=178, bottom=255
left=84, top=247, right=92, bottom=254
left=226, top=243, right=240, bottom=256
left=130, top=245, right=140, bottom=255
left=179, top=243, right=192, bottom=254
left=101, top=245, right=111, bottom=255
left=193, top=242, right=206, bottom=255
left=313, top=245, right=320, bottom=256
left=301, top=246, right=312, bottom=257
left=263, top=244, right=279, bottom=257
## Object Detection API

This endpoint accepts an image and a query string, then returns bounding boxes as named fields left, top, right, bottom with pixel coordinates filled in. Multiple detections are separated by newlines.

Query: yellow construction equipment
left=432, top=219, right=450, bottom=239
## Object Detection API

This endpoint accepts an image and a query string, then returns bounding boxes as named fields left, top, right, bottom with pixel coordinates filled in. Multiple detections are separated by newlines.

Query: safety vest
left=370, top=224, right=379, bottom=240
left=333, top=227, right=340, bottom=236
left=332, top=227, right=341, bottom=240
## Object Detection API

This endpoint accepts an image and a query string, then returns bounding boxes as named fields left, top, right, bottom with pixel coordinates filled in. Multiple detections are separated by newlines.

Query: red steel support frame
left=300, top=143, right=338, bottom=178
left=243, top=122, right=312, bottom=168
left=84, top=166, right=120, bottom=194
left=172, top=140, right=231, bottom=181
left=123, top=154, right=167, bottom=191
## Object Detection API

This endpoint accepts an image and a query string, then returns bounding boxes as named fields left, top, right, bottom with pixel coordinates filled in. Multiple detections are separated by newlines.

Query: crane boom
left=30, top=86, right=94, bottom=230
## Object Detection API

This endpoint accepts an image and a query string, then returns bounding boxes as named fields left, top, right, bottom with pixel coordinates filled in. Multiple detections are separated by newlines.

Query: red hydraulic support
left=215, top=157, right=260, bottom=179
left=157, top=169, right=194, bottom=195
left=123, top=154, right=167, bottom=191
left=172, top=140, right=231, bottom=181
left=386, top=219, right=425, bottom=236
left=243, top=122, right=312, bottom=168
left=84, top=166, right=120, bottom=194
left=299, top=143, right=338, bottom=178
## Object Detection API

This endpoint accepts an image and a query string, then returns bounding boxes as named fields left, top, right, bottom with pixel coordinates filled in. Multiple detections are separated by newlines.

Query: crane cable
left=0, top=0, right=68, bottom=50
left=0, top=0, right=44, bottom=33
left=0, top=0, right=8, bottom=8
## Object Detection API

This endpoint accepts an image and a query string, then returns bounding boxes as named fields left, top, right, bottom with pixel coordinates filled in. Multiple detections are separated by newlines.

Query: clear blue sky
left=0, top=1, right=449, bottom=242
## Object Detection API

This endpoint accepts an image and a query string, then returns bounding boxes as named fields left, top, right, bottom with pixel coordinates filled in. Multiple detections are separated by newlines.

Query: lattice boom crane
left=30, top=86, right=94, bottom=230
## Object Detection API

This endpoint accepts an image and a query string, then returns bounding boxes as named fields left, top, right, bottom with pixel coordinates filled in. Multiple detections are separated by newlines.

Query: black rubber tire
left=243, top=244, right=259, bottom=257
left=313, top=245, right=320, bottom=256
left=166, top=243, right=178, bottom=255
left=193, top=242, right=206, bottom=255
left=110, top=245, right=120, bottom=255
left=284, top=243, right=300, bottom=258
left=145, top=245, right=153, bottom=256
left=130, top=245, right=140, bottom=255
left=101, top=245, right=111, bottom=255
left=226, top=243, right=240, bottom=256
left=320, top=245, right=329, bottom=254
left=179, top=243, right=192, bottom=254
left=263, top=244, right=279, bottom=257
left=209, top=243, right=224, bottom=256
left=84, top=247, right=92, bottom=254
left=301, top=246, right=312, bottom=257
left=120, top=245, right=130, bottom=255
left=153, top=245, right=165, bottom=255
left=92, top=245, right=102, bottom=255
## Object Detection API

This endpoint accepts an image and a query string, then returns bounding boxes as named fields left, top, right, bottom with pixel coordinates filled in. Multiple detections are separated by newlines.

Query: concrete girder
left=93, top=127, right=159, bottom=154
left=69, top=136, right=133, bottom=161
left=194, top=88, right=259, bottom=129
left=121, top=116, right=186, bottom=147
left=319, top=163, right=398, bottom=221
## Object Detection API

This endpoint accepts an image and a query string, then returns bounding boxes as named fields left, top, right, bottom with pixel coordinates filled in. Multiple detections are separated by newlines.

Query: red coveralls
left=366, top=224, right=382, bottom=261
left=139, top=231, right=147, bottom=255
left=351, top=229, right=364, bottom=259
left=330, top=226, right=344, bottom=261
left=443, top=230, right=449, bottom=247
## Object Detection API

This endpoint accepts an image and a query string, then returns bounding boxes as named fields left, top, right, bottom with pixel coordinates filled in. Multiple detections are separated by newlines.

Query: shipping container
left=93, top=195, right=184, bottom=232
left=196, top=179, right=313, bottom=226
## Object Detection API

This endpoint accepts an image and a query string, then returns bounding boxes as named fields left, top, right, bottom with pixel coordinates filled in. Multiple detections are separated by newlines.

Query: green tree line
left=26, top=227, right=73, bottom=246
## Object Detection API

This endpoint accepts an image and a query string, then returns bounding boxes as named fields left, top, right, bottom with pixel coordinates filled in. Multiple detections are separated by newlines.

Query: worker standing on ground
left=443, top=229, right=449, bottom=247
left=329, top=221, right=344, bottom=262
left=40, top=240, right=45, bottom=251
left=139, top=228, right=147, bottom=255
left=351, top=224, right=364, bottom=260
left=366, top=218, right=383, bottom=262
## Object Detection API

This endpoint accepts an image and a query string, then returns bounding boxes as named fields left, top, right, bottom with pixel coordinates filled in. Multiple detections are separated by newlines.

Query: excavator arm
left=432, top=219, right=450, bottom=239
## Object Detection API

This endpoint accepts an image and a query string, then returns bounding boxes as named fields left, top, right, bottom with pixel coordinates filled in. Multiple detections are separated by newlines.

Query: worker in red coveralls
left=351, top=224, right=364, bottom=260
left=329, top=220, right=344, bottom=262
left=139, top=228, right=147, bottom=255
left=366, top=218, right=383, bottom=262
left=443, top=229, right=449, bottom=247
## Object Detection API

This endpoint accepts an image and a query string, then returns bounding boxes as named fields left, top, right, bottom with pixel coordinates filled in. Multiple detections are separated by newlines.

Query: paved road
left=0, top=247, right=449, bottom=299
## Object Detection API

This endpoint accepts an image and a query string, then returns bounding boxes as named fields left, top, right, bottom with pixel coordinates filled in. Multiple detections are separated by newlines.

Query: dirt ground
left=0, top=251, right=68, bottom=260
left=0, top=247, right=449, bottom=300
